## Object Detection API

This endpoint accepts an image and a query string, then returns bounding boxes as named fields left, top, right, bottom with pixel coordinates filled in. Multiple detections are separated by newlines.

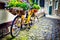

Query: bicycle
left=8, top=8, right=38, bottom=37
left=4, top=0, right=40, bottom=37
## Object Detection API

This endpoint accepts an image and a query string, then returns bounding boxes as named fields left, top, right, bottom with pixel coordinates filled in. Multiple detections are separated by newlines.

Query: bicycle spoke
left=13, top=28, right=20, bottom=35
left=11, top=16, right=21, bottom=37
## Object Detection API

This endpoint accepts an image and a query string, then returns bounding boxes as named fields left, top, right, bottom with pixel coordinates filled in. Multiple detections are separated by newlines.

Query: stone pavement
left=1, top=17, right=60, bottom=40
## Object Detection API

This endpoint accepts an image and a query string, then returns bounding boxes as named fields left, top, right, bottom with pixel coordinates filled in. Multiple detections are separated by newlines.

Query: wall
left=45, top=0, right=49, bottom=15
left=0, top=0, right=8, bottom=2
left=52, top=0, right=60, bottom=16
left=0, top=9, right=16, bottom=24
left=45, top=0, right=59, bottom=16
left=58, top=0, right=60, bottom=16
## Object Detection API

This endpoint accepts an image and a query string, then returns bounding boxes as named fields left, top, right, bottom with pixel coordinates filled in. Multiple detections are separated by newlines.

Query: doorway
left=39, top=0, right=45, bottom=7
left=49, top=0, right=53, bottom=15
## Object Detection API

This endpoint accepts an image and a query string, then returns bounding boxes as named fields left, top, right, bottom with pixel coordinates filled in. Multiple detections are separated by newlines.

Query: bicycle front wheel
left=10, top=16, right=21, bottom=37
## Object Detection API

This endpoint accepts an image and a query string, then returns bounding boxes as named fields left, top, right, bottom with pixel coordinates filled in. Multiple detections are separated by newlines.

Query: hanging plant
left=8, top=0, right=29, bottom=10
left=29, top=0, right=33, bottom=5
left=20, top=2, right=29, bottom=10
left=32, top=4, right=41, bottom=10
left=8, top=0, right=17, bottom=7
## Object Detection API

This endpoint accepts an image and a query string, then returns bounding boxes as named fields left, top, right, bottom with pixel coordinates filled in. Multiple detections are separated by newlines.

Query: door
left=39, top=0, right=45, bottom=7
left=49, top=6, right=52, bottom=15
left=49, top=0, right=53, bottom=15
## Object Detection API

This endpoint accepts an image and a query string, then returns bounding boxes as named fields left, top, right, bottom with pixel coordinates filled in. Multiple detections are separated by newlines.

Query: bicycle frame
left=21, top=9, right=38, bottom=24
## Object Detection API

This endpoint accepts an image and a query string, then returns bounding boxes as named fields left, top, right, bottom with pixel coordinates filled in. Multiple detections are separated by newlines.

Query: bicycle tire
left=10, top=16, right=21, bottom=37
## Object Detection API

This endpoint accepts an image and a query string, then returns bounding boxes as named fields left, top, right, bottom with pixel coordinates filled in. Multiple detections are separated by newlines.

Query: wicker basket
left=8, top=8, right=25, bottom=16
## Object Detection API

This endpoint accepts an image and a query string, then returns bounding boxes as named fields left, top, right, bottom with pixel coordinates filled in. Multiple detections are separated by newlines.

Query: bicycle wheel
left=34, top=16, right=39, bottom=22
left=11, top=16, right=21, bottom=37
left=26, top=23, right=32, bottom=31
left=21, top=19, right=32, bottom=30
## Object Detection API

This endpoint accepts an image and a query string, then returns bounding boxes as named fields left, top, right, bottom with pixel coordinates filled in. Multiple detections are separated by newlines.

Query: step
left=46, top=15, right=60, bottom=20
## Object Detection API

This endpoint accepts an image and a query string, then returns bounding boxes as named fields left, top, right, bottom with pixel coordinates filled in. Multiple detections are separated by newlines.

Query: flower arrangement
left=8, top=0, right=29, bottom=10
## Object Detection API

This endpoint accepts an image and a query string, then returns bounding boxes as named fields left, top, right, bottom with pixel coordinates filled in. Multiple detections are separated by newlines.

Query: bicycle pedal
left=18, top=26, right=20, bottom=28
left=24, top=24, right=27, bottom=26
left=30, top=23, right=33, bottom=26
left=26, top=27, right=30, bottom=31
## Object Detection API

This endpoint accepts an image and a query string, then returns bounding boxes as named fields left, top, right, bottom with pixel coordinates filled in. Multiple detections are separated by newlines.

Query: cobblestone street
left=1, top=17, right=60, bottom=40
left=0, top=0, right=60, bottom=40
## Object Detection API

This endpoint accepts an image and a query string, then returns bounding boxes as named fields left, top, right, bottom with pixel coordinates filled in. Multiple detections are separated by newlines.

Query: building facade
left=57, top=0, right=60, bottom=16
left=45, top=0, right=60, bottom=17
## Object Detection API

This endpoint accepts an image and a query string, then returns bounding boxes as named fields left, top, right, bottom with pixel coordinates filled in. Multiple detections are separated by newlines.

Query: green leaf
left=32, top=4, right=41, bottom=10
left=8, top=0, right=29, bottom=10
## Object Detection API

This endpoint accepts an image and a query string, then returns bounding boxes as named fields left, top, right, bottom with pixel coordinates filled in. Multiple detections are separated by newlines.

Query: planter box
left=8, top=8, right=25, bottom=15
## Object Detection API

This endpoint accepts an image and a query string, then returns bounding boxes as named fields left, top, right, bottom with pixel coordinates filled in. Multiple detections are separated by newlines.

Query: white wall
left=0, top=0, right=8, bottom=2
left=45, top=0, right=49, bottom=15
left=0, top=9, right=16, bottom=24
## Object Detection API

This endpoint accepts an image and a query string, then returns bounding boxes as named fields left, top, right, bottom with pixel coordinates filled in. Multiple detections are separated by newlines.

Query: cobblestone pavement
left=1, top=17, right=60, bottom=40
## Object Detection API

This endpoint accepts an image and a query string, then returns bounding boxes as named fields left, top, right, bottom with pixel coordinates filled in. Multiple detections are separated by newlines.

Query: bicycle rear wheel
left=11, top=16, right=21, bottom=37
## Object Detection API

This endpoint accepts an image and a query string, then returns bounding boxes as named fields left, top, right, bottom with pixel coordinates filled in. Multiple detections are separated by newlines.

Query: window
left=55, top=0, right=58, bottom=10
left=33, top=0, right=38, bottom=4
left=36, top=0, right=38, bottom=4
left=39, top=0, right=45, bottom=7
